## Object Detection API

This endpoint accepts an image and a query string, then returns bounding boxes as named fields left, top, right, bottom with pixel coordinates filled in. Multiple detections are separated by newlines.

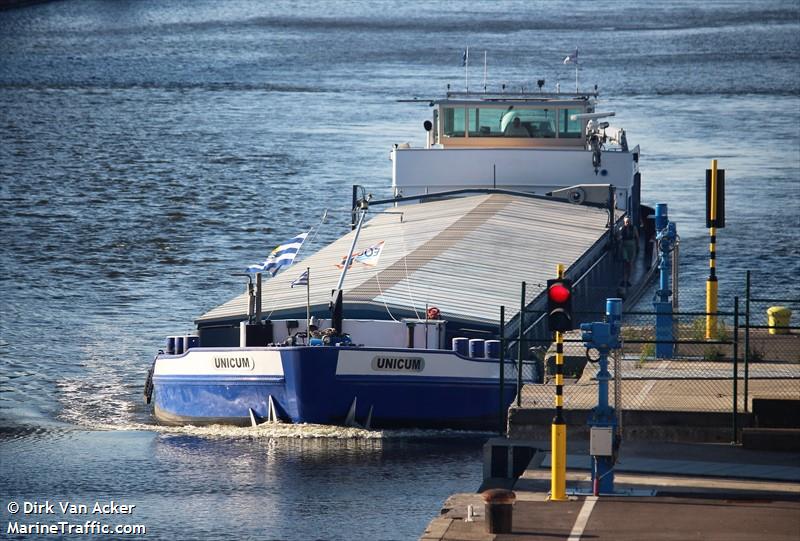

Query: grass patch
left=622, top=326, right=654, bottom=341
left=703, top=346, right=726, bottom=361
left=689, top=317, right=731, bottom=342
left=745, top=348, right=764, bottom=363
left=637, top=343, right=656, bottom=367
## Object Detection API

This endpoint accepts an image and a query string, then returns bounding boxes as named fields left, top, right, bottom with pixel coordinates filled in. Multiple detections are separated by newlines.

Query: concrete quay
left=420, top=440, right=800, bottom=540
left=421, top=328, right=799, bottom=539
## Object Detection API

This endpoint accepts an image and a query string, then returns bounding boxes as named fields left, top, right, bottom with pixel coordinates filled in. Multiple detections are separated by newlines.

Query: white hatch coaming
left=266, top=318, right=446, bottom=349
left=391, top=146, right=638, bottom=205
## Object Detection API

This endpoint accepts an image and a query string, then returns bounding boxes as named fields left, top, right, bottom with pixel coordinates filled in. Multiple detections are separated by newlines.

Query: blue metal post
left=654, top=203, right=669, bottom=302
left=580, top=298, right=622, bottom=495
left=607, top=298, right=622, bottom=336
left=653, top=203, right=677, bottom=358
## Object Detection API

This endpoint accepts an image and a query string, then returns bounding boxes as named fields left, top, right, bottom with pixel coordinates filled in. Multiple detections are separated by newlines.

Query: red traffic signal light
left=548, top=283, right=571, bottom=304
left=547, top=279, right=574, bottom=332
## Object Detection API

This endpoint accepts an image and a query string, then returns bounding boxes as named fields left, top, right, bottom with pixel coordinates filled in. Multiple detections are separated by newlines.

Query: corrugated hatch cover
left=197, top=193, right=609, bottom=326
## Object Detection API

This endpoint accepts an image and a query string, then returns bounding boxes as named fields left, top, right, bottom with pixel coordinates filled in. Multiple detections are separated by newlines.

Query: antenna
left=483, top=50, right=487, bottom=92
left=464, top=46, right=469, bottom=91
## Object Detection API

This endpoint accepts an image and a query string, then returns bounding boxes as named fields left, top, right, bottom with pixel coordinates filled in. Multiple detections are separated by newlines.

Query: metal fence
left=742, top=270, right=800, bottom=410
left=498, top=271, right=800, bottom=441
left=511, top=307, right=743, bottom=413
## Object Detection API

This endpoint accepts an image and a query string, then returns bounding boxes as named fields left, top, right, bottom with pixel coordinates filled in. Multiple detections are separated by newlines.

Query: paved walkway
left=521, top=359, right=799, bottom=413
left=536, top=439, right=800, bottom=482
left=420, top=441, right=800, bottom=540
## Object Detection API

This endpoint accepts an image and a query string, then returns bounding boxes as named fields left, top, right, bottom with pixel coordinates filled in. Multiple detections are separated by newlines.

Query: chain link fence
left=497, top=274, right=799, bottom=439
left=742, top=270, right=800, bottom=410
left=514, top=309, right=750, bottom=414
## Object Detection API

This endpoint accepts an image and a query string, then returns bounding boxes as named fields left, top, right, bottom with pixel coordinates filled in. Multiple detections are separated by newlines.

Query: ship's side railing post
left=499, top=305, right=506, bottom=436
left=517, top=282, right=526, bottom=408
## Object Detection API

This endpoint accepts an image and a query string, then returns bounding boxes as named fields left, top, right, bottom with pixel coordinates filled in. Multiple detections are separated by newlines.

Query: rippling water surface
left=1, top=1, right=799, bottom=539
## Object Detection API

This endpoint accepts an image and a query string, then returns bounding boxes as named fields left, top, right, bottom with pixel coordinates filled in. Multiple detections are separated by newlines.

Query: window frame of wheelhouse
left=438, top=101, right=588, bottom=143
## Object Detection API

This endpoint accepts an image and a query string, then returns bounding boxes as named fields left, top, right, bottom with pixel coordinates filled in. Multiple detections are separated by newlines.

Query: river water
left=1, top=1, right=798, bottom=539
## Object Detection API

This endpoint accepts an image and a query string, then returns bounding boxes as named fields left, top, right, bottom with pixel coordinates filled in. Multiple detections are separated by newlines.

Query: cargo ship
left=144, top=89, right=654, bottom=429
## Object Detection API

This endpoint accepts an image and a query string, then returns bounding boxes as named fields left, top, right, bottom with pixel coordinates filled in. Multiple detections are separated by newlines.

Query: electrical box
left=590, top=427, right=614, bottom=456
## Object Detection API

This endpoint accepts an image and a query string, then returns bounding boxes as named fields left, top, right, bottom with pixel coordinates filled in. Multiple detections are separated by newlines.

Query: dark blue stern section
left=284, top=347, right=517, bottom=429
left=153, top=374, right=288, bottom=426
left=280, top=347, right=341, bottom=424
left=153, top=347, right=516, bottom=429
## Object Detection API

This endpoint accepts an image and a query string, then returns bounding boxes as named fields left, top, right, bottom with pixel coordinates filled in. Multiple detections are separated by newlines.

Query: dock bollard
left=482, top=488, right=515, bottom=534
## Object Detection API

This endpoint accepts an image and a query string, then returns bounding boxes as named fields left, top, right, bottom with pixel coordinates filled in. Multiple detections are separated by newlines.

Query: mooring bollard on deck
left=482, top=488, right=515, bottom=534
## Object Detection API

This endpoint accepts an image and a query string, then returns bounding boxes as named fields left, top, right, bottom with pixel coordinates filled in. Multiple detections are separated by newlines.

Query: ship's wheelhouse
left=433, top=97, right=593, bottom=149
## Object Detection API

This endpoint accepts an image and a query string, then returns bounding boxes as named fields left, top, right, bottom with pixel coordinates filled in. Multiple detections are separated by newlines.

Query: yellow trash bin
left=767, top=306, right=792, bottom=335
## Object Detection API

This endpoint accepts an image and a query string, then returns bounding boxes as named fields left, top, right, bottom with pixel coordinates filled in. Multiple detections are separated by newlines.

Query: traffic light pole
left=550, top=264, right=568, bottom=501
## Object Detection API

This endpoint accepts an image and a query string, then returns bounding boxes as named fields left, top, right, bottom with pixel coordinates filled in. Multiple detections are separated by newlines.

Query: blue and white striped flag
left=291, top=268, right=309, bottom=288
left=247, top=231, right=309, bottom=276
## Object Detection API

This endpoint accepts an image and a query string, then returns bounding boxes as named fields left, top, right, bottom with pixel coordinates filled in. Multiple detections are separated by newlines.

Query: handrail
left=369, top=187, right=610, bottom=210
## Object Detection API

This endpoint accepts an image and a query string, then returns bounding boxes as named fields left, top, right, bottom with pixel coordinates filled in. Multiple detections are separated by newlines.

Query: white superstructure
left=391, top=92, right=639, bottom=210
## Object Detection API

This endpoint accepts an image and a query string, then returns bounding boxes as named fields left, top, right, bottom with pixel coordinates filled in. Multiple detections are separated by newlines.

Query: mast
left=330, top=197, right=370, bottom=333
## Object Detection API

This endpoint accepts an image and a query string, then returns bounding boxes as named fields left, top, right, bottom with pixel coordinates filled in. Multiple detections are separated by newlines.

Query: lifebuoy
left=427, top=306, right=441, bottom=320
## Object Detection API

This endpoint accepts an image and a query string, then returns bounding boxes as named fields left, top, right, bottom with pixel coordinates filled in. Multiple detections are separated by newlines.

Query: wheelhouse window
left=442, top=107, right=466, bottom=137
left=559, top=108, right=583, bottom=138
left=439, top=104, right=587, bottom=140
left=503, top=109, right=557, bottom=138
left=467, top=107, right=505, bottom=137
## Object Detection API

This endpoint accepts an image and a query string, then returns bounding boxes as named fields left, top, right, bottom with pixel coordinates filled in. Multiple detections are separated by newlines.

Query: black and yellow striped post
left=706, top=159, right=719, bottom=339
left=550, top=263, right=568, bottom=501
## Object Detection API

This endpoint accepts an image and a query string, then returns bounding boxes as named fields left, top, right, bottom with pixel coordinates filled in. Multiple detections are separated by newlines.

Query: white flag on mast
left=563, top=48, right=578, bottom=65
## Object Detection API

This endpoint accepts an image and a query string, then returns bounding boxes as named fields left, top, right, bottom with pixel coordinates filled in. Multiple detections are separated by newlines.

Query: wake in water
left=102, top=421, right=495, bottom=441
left=55, top=371, right=494, bottom=440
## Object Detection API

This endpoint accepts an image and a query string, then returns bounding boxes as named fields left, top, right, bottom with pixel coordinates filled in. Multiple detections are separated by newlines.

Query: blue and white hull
left=151, top=346, right=516, bottom=429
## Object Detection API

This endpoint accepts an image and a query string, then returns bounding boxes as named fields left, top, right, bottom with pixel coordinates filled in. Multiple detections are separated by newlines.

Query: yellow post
left=706, top=159, right=719, bottom=339
left=550, top=263, right=568, bottom=501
